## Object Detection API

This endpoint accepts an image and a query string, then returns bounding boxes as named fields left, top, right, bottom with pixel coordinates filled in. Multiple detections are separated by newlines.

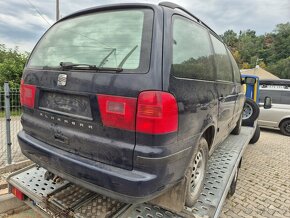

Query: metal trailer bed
left=7, top=126, right=255, bottom=218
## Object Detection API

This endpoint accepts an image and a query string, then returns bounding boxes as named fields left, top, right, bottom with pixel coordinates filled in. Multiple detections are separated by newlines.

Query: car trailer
left=7, top=125, right=256, bottom=218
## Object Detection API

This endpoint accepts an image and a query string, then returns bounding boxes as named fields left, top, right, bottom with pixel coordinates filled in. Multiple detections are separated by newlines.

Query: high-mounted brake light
left=97, top=94, right=137, bottom=131
left=20, top=79, right=36, bottom=109
left=97, top=91, right=178, bottom=135
left=136, top=91, right=178, bottom=134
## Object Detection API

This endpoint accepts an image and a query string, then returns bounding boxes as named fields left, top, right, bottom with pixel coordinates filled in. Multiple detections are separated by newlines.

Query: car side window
left=259, top=90, right=282, bottom=104
left=210, top=35, right=233, bottom=82
left=172, top=16, right=215, bottom=81
left=228, top=50, right=241, bottom=83
left=281, top=91, right=290, bottom=104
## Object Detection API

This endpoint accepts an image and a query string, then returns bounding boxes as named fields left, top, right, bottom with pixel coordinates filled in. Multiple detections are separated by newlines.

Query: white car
left=258, top=80, right=290, bottom=136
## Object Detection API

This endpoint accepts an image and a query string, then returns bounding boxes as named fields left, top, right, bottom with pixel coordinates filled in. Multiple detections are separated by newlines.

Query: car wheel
left=250, top=125, right=260, bottom=144
left=242, top=98, right=260, bottom=126
left=231, top=113, right=242, bottom=135
left=280, top=119, right=290, bottom=136
left=185, top=137, right=209, bottom=207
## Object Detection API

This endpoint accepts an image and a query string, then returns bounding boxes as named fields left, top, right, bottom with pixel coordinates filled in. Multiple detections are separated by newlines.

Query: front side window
left=172, top=16, right=215, bottom=80
left=210, top=35, right=233, bottom=82
left=27, top=9, right=153, bottom=72
left=260, top=90, right=290, bottom=105
left=260, top=90, right=281, bottom=104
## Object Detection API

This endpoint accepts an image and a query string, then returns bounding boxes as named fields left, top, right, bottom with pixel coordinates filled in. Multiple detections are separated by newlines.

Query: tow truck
left=7, top=124, right=256, bottom=218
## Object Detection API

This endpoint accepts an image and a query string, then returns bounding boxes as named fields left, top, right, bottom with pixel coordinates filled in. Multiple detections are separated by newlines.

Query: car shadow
left=260, top=127, right=282, bottom=136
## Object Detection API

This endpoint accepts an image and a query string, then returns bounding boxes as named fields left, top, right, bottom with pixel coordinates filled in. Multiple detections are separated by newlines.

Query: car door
left=165, top=15, right=217, bottom=149
left=210, top=34, right=236, bottom=144
left=228, top=49, right=244, bottom=121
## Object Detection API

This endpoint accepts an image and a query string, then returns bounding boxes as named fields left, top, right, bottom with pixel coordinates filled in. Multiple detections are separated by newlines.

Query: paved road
left=221, top=129, right=290, bottom=218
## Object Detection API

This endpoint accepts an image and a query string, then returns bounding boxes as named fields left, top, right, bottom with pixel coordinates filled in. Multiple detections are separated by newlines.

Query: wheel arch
left=201, top=125, right=215, bottom=151
left=279, top=117, right=290, bottom=128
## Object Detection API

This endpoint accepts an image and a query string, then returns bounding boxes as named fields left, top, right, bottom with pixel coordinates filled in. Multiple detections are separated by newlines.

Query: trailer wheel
left=242, top=99, right=260, bottom=126
left=227, top=158, right=242, bottom=198
left=250, top=125, right=260, bottom=144
left=185, top=137, right=209, bottom=207
left=227, top=167, right=239, bottom=198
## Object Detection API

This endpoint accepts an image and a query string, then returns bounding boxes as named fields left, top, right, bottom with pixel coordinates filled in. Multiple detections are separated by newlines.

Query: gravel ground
left=221, top=128, right=290, bottom=218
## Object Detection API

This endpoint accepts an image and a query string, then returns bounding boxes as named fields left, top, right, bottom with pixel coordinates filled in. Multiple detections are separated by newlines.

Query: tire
left=250, top=125, right=260, bottom=144
left=185, top=137, right=209, bottom=207
left=242, top=98, right=260, bottom=126
left=280, top=119, right=290, bottom=136
left=231, top=113, right=242, bottom=135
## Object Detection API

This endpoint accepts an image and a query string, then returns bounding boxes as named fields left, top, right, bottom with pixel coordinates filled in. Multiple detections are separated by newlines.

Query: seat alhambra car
left=18, top=2, right=245, bottom=206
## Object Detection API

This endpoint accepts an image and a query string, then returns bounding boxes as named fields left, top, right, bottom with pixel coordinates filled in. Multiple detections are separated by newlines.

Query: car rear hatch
left=20, top=6, right=157, bottom=170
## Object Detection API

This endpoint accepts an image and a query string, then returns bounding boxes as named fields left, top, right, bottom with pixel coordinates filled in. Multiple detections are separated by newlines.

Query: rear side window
left=281, top=91, right=290, bottom=104
left=27, top=9, right=153, bottom=72
left=228, top=50, right=241, bottom=83
left=172, top=16, right=215, bottom=81
left=210, top=35, right=233, bottom=82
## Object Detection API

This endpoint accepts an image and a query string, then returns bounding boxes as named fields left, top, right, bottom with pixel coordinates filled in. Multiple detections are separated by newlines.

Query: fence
left=0, top=83, right=26, bottom=167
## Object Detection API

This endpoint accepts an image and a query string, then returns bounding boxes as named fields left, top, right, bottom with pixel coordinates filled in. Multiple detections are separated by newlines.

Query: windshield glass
left=27, top=9, right=153, bottom=72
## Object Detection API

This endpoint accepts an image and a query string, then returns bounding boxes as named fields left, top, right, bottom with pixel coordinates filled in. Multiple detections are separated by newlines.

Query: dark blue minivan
left=18, top=2, right=245, bottom=206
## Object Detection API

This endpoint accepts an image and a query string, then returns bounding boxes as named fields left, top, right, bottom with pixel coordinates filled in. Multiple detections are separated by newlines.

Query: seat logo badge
left=57, top=74, right=67, bottom=86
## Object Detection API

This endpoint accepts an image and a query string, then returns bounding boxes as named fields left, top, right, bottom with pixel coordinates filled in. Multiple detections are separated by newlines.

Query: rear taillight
left=97, top=94, right=137, bottom=131
left=136, top=91, right=178, bottom=134
left=97, top=91, right=178, bottom=134
left=11, top=186, right=24, bottom=200
left=20, top=79, right=36, bottom=109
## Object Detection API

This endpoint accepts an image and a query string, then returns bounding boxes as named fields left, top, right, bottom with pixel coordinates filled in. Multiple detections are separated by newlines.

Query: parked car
left=18, top=2, right=247, bottom=206
left=259, top=80, right=290, bottom=136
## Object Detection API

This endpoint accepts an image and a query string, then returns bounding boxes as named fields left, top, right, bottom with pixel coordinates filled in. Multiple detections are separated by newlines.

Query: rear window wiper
left=59, top=62, right=123, bottom=72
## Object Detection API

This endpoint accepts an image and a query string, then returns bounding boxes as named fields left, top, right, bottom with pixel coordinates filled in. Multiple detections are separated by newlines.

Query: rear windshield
left=27, top=9, right=153, bottom=72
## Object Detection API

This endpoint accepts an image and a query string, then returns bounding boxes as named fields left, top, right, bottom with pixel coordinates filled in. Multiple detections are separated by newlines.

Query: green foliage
left=222, top=30, right=238, bottom=49
left=266, top=57, right=290, bottom=79
left=221, top=23, right=290, bottom=79
left=0, top=44, right=28, bottom=88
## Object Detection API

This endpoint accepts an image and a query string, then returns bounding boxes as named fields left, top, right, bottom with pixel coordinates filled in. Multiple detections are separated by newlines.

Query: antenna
left=56, top=0, right=60, bottom=21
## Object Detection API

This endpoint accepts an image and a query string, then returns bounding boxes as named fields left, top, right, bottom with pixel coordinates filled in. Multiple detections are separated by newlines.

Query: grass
left=0, top=110, right=21, bottom=118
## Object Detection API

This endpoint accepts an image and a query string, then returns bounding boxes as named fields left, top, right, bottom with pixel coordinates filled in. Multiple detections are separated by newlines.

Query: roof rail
left=159, top=2, right=222, bottom=40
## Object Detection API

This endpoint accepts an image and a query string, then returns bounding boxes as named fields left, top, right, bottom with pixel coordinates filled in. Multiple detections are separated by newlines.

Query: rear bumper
left=18, top=130, right=190, bottom=203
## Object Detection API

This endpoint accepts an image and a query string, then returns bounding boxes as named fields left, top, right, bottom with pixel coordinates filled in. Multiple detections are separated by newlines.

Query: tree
left=267, top=57, right=290, bottom=79
left=0, top=45, right=28, bottom=88
left=222, top=23, right=290, bottom=79
left=221, top=30, right=238, bottom=50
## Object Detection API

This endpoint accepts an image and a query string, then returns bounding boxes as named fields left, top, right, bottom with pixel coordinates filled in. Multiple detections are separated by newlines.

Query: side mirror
left=243, top=77, right=256, bottom=85
left=264, top=96, right=272, bottom=109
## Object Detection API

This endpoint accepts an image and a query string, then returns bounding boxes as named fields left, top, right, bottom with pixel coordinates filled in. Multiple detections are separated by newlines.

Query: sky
left=0, top=0, right=289, bottom=52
